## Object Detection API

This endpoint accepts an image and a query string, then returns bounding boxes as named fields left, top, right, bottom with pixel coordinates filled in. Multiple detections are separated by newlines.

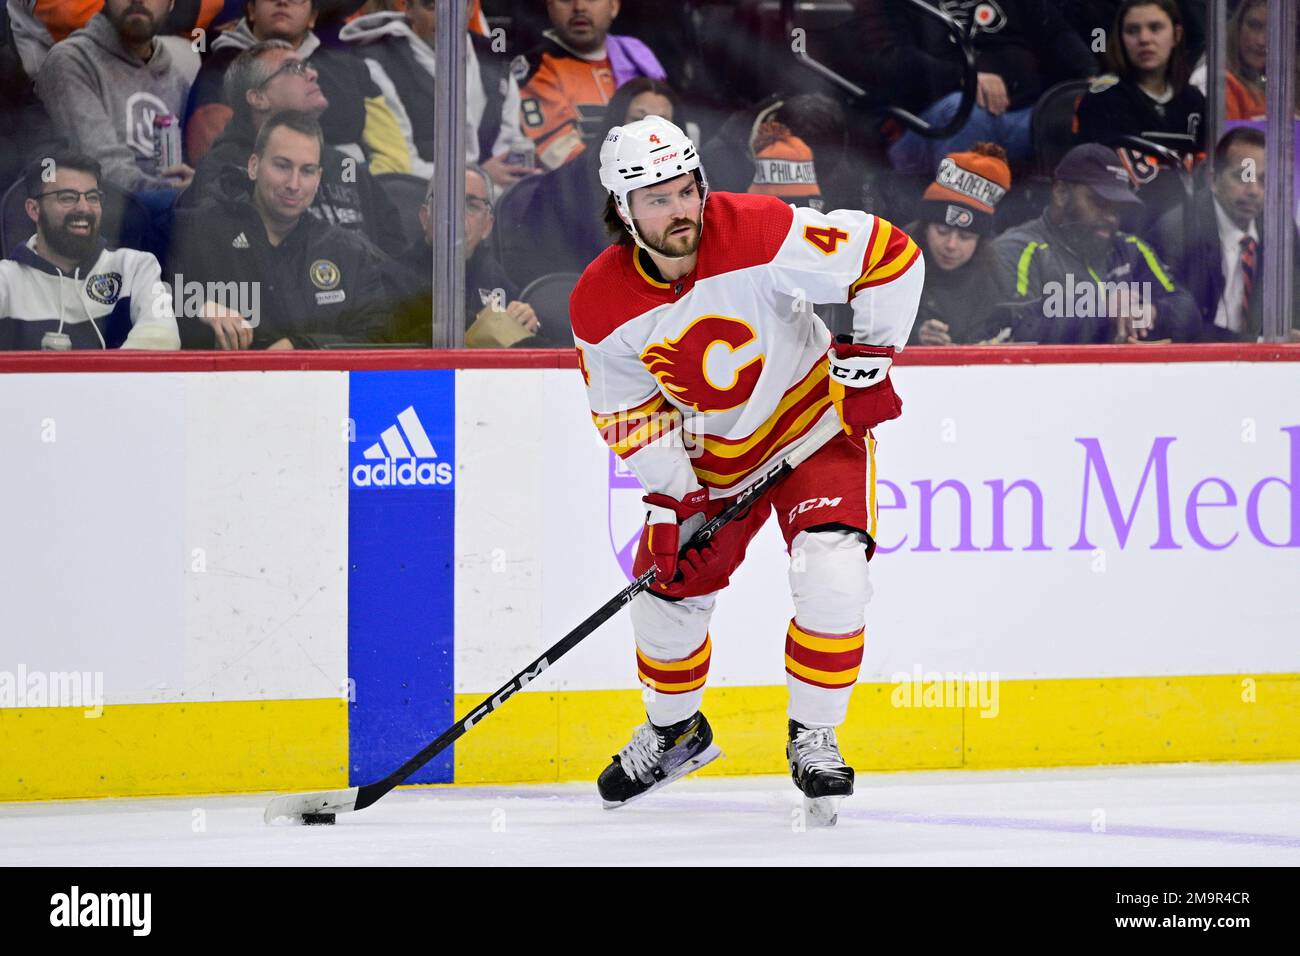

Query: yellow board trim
left=452, top=674, right=1300, bottom=784
left=0, top=698, right=347, bottom=802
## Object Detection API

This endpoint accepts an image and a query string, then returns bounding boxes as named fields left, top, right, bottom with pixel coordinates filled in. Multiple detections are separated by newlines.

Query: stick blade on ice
left=264, top=787, right=359, bottom=824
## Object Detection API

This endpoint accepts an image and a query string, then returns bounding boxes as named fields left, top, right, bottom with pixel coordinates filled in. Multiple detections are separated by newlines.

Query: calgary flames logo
left=641, top=316, right=764, bottom=413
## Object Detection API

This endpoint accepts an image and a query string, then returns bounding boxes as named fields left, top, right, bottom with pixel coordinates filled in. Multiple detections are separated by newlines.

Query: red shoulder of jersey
left=694, top=192, right=794, bottom=280
left=569, top=244, right=654, bottom=345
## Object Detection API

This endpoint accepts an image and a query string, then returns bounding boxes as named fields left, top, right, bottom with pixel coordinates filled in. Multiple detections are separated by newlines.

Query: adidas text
left=351, top=459, right=452, bottom=487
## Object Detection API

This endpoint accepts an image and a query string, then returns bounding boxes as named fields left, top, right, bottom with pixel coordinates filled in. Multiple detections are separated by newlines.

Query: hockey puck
left=301, top=813, right=336, bottom=825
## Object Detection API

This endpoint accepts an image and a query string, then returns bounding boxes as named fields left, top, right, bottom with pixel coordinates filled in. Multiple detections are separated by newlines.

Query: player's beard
left=643, top=217, right=701, bottom=258
left=40, top=206, right=100, bottom=263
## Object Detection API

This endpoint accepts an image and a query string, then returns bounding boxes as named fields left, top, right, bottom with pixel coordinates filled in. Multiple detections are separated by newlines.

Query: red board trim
left=0, top=343, right=1296, bottom=374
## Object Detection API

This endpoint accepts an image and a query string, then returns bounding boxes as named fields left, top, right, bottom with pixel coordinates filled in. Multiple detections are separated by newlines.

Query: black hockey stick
left=264, top=415, right=842, bottom=823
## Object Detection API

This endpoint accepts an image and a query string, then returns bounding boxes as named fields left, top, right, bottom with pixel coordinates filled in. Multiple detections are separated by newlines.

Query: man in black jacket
left=886, top=0, right=1100, bottom=175
left=988, top=143, right=1201, bottom=342
left=184, top=40, right=405, bottom=257
left=168, top=110, right=390, bottom=350
left=1148, top=127, right=1299, bottom=341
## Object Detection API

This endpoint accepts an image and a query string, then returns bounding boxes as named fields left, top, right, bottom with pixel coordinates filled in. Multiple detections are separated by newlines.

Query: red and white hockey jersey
left=569, top=192, right=923, bottom=500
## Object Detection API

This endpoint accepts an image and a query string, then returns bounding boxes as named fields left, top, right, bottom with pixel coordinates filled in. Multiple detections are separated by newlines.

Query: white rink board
left=0, top=372, right=349, bottom=705
left=453, top=363, right=1300, bottom=692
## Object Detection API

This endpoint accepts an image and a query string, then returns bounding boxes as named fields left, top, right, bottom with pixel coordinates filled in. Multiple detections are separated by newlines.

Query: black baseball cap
left=1053, top=144, right=1142, bottom=205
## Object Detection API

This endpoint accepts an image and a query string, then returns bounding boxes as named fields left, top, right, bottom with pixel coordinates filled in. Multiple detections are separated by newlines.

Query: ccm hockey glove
left=642, top=488, right=718, bottom=596
left=827, top=337, right=902, bottom=436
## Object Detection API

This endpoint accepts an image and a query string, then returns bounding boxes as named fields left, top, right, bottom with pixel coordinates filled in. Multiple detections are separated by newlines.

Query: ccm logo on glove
left=827, top=337, right=902, bottom=435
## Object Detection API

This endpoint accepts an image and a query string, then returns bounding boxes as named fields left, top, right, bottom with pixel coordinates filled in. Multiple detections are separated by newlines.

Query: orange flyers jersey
left=570, top=192, right=924, bottom=501
left=513, top=32, right=616, bottom=169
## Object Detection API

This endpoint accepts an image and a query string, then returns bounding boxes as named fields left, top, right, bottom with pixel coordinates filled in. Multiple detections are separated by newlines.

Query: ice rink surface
left=4, top=762, right=1299, bottom=866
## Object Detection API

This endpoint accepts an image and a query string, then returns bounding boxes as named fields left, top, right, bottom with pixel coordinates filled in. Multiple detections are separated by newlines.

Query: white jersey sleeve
left=761, top=205, right=924, bottom=350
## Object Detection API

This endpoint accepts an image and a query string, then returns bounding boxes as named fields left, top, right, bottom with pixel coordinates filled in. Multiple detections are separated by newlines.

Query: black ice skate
left=597, top=712, right=722, bottom=808
left=787, top=719, right=855, bottom=826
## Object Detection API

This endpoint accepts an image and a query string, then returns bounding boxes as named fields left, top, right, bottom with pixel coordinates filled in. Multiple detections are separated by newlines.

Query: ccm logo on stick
left=463, top=657, right=551, bottom=730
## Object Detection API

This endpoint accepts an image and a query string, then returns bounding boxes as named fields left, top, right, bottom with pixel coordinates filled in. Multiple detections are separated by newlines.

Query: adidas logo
left=231, top=232, right=250, bottom=249
left=351, top=405, right=452, bottom=488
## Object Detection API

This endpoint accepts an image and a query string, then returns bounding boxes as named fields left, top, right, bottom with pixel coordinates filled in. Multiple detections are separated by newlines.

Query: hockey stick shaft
left=267, top=415, right=842, bottom=820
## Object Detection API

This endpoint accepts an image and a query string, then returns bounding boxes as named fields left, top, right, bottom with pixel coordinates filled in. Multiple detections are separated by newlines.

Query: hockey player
left=569, top=116, right=922, bottom=820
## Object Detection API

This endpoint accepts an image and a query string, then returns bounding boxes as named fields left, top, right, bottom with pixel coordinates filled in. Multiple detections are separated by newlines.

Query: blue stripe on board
left=347, top=370, right=456, bottom=785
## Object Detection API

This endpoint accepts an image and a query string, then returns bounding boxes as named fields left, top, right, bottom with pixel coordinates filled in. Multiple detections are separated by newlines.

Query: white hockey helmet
left=599, top=116, right=708, bottom=254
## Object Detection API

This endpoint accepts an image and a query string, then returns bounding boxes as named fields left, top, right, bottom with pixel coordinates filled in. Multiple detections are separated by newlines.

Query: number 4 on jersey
left=803, top=225, right=849, bottom=255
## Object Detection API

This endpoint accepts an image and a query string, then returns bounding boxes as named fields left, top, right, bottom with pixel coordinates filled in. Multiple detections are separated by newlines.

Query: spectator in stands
left=747, top=121, right=823, bottom=211
left=0, top=152, right=180, bottom=350
left=989, top=143, right=1200, bottom=343
left=7, top=0, right=226, bottom=77
left=1075, top=1, right=1204, bottom=159
left=1063, top=1, right=1205, bottom=65
left=514, top=0, right=667, bottom=170
left=185, top=40, right=405, bottom=256
left=906, top=144, right=1011, bottom=345
left=1146, top=127, right=1297, bottom=340
left=492, top=76, right=679, bottom=290
left=1, top=1, right=60, bottom=192
left=35, top=0, right=195, bottom=200
left=168, top=110, right=390, bottom=349
left=185, top=0, right=410, bottom=174
left=1207, top=0, right=1268, bottom=121
left=340, top=1, right=533, bottom=190
left=1075, top=0, right=1205, bottom=228
left=887, top=0, right=1098, bottom=176
left=1189, top=1, right=1300, bottom=122
left=388, top=165, right=541, bottom=348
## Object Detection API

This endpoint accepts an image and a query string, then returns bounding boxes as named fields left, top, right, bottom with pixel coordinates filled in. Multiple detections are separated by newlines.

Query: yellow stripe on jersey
left=591, top=391, right=667, bottom=429
left=691, top=399, right=833, bottom=486
left=695, top=362, right=828, bottom=459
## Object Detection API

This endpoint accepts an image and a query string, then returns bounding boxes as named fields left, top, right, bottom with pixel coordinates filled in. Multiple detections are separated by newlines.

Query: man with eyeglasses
left=35, top=0, right=195, bottom=196
left=0, top=151, right=179, bottom=350
left=185, top=0, right=409, bottom=175
left=184, top=40, right=405, bottom=257
left=388, top=165, right=541, bottom=347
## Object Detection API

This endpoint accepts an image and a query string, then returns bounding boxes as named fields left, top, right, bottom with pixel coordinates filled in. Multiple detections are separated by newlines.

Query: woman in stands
left=906, top=144, right=1009, bottom=346
left=1076, top=0, right=1205, bottom=160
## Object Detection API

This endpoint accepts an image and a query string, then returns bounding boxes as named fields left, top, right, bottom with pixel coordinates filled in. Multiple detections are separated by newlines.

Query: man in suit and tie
left=1149, top=126, right=1298, bottom=341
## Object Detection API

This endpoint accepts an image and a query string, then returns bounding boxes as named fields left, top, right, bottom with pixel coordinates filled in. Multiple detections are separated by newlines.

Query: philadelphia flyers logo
left=641, top=316, right=764, bottom=413
left=649, top=134, right=661, bottom=144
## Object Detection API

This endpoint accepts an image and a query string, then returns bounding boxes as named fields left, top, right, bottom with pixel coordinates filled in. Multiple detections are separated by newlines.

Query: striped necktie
left=1240, top=235, right=1257, bottom=322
